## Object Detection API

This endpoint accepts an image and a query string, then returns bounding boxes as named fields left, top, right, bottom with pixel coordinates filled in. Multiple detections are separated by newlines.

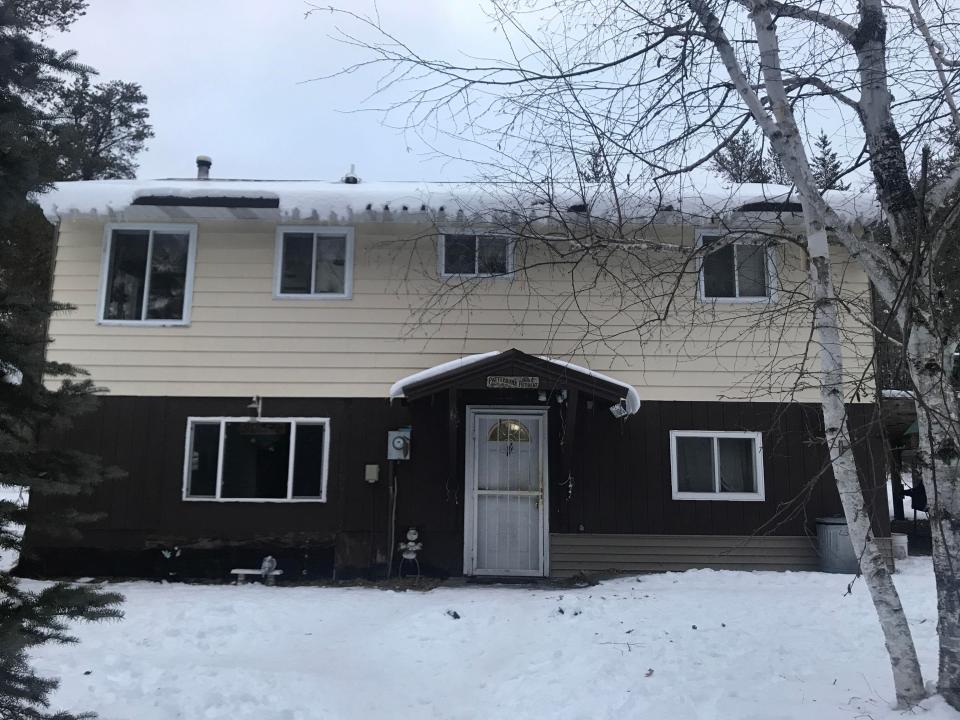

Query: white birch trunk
left=803, top=208, right=926, bottom=706
left=683, top=0, right=927, bottom=701
left=908, top=327, right=960, bottom=705
left=694, top=0, right=928, bottom=701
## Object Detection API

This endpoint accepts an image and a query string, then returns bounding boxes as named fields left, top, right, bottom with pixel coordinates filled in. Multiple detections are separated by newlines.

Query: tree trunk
left=908, top=326, right=960, bottom=706
left=804, top=208, right=926, bottom=706
left=688, top=0, right=927, bottom=700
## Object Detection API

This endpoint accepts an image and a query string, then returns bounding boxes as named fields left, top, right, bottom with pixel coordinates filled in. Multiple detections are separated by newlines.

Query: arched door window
left=488, top=419, right=531, bottom=443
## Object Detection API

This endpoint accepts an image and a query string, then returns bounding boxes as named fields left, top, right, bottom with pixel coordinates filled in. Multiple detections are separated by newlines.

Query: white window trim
left=182, top=416, right=331, bottom=503
left=273, top=226, right=354, bottom=300
left=438, top=231, right=515, bottom=279
left=669, top=430, right=765, bottom=502
left=97, top=222, right=198, bottom=326
left=696, top=229, right=777, bottom=304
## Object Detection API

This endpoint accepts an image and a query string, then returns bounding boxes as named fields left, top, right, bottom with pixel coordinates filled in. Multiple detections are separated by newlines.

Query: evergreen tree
left=810, top=130, right=850, bottom=191
left=710, top=131, right=772, bottom=183
left=765, top=145, right=790, bottom=185
left=579, top=144, right=615, bottom=184
left=926, top=123, right=960, bottom=187
left=46, top=75, right=154, bottom=180
left=0, top=0, right=91, bottom=221
left=1, top=2, right=123, bottom=718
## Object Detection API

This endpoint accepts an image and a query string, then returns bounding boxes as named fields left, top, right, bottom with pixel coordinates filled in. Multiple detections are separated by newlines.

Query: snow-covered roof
left=36, top=177, right=880, bottom=226
left=389, top=351, right=642, bottom=416
left=388, top=352, right=500, bottom=399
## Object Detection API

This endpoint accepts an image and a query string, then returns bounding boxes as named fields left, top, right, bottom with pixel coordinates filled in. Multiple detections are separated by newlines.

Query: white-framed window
left=439, top=233, right=513, bottom=277
left=697, top=230, right=774, bottom=302
left=182, top=417, right=331, bottom=502
left=670, top=430, right=765, bottom=501
left=274, top=226, right=354, bottom=299
left=98, top=223, right=197, bottom=325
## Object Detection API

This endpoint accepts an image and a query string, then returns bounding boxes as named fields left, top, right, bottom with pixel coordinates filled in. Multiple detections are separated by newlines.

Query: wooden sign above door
left=486, top=375, right=540, bottom=389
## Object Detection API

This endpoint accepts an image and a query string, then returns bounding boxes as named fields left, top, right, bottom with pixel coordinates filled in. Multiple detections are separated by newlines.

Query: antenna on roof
left=342, top=164, right=359, bottom=184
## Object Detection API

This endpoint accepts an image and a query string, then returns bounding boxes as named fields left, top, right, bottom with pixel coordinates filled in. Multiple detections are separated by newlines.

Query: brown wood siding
left=550, top=400, right=888, bottom=539
left=20, top=395, right=888, bottom=578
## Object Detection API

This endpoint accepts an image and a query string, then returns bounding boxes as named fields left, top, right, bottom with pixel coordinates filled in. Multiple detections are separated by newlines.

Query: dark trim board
left=18, top=395, right=890, bottom=580
left=131, top=195, right=280, bottom=208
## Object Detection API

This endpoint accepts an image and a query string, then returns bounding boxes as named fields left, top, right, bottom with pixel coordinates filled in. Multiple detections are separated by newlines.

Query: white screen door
left=465, top=408, right=547, bottom=576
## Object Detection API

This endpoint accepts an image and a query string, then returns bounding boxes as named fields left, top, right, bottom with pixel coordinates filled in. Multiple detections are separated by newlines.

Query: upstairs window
left=441, top=234, right=511, bottom=277
left=275, top=227, right=353, bottom=299
left=184, top=417, right=330, bottom=502
left=699, top=234, right=771, bottom=301
left=670, top=430, right=765, bottom=501
left=99, top=224, right=196, bottom=324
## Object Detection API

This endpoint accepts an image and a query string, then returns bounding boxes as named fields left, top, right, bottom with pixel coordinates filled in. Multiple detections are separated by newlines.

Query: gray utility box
left=816, top=516, right=860, bottom=573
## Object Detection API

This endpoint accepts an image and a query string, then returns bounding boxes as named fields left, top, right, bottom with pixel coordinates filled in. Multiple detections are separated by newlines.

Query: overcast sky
left=49, top=1, right=502, bottom=181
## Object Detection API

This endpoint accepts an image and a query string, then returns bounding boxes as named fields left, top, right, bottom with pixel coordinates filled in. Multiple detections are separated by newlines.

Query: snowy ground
left=24, top=558, right=959, bottom=720
left=888, top=475, right=928, bottom=519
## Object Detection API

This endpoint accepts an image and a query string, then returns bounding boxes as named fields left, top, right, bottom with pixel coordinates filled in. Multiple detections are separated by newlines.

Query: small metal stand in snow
left=230, top=555, right=284, bottom=586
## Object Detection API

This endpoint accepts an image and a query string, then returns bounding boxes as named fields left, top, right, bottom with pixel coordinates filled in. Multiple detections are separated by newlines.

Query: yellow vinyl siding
left=46, top=217, right=874, bottom=401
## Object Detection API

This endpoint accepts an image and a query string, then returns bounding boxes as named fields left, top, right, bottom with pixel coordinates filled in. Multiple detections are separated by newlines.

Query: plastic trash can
left=816, top=516, right=859, bottom=573
left=891, top=533, right=909, bottom=560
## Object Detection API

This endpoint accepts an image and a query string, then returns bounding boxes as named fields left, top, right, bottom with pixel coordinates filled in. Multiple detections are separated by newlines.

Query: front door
left=464, top=408, right=548, bottom=576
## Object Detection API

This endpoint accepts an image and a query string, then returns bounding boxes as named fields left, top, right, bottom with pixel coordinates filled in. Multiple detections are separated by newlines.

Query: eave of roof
left=35, top=177, right=880, bottom=226
left=390, top=349, right=642, bottom=416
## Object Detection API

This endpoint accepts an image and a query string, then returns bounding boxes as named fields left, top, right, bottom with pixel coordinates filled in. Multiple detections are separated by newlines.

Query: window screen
left=104, top=230, right=150, bottom=320
left=443, top=235, right=477, bottom=275
left=675, top=436, right=715, bottom=493
left=280, top=233, right=314, bottom=294
left=186, top=422, right=220, bottom=497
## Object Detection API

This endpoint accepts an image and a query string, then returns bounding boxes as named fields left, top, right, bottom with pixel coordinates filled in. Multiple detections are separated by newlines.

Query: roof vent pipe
left=196, top=155, right=212, bottom=180
left=343, top=164, right=359, bottom=184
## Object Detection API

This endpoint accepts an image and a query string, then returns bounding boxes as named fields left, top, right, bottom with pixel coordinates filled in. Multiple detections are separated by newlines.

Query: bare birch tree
left=314, top=0, right=960, bottom=707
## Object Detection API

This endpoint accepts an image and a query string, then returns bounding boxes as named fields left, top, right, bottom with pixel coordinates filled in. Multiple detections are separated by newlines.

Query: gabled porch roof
left=389, top=349, right=641, bottom=416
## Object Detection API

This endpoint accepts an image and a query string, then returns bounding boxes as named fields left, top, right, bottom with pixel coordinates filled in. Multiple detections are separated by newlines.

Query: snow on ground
left=24, top=557, right=958, bottom=720
left=887, top=475, right=928, bottom=519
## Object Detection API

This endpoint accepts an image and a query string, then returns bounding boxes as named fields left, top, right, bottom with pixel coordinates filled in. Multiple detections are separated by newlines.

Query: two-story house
left=20, top=159, right=890, bottom=579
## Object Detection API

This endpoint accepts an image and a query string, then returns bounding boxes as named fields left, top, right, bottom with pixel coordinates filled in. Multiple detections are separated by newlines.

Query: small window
left=441, top=234, right=511, bottom=276
left=184, top=417, right=330, bottom=502
left=488, top=419, right=531, bottom=442
left=670, top=431, right=764, bottom=501
left=699, top=234, right=771, bottom=301
left=275, top=227, right=353, bottom=298
left=99, top=224, right=196, bottom=324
